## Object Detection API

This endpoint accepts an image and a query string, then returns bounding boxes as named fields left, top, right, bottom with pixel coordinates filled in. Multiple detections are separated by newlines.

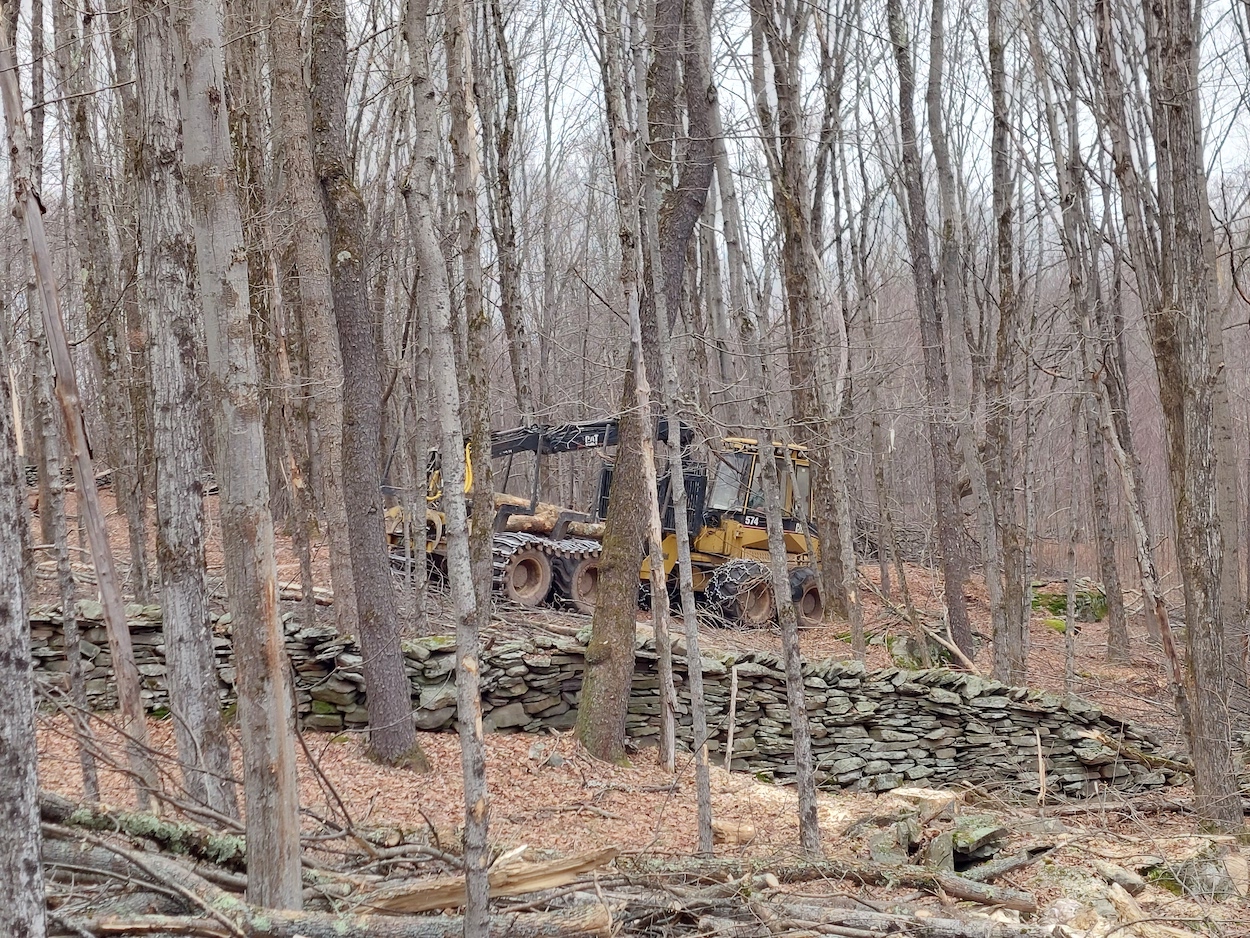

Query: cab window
left=708, top=452, right=751, bottom=511
left=787, top=461, right=812, bottom=518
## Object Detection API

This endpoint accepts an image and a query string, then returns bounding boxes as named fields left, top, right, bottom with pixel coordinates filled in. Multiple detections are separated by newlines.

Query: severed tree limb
left=859, top=576, right=980, bottom=674
left=923, top=623, right=982, bottom=675
left=621, top=856, right=1037, bottom=912
left=44, top=820, right=614, bottom=937
left=759, top=902, right=1060, bottom=938
left=961, top=846, right=1057, bottom=883
left=41, top=823, right=246, bottom=937
left=1105, top=882, right=1201, bottom=938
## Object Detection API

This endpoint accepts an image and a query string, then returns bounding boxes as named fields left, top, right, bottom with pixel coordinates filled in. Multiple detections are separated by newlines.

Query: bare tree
left=265, top=0, right=358, bottom=638
left=478, top=1, right=536, bottom=422
left=1094, top=0, right=1242, bottom=831
left=104, top=4, right=157, bottom=606
left=885, top=0, right=973, bottom=656
left=984, top=0, right=1028, bottom=682
left=443, top=0, right=494, bottom=930
left=575, top=0, right=652, bottom=765
left=0, top=7, right=157, bottom=809
left=750, top=0, right=863, bottom=653
left=405, top=0, right=490, bottom=929
left=311, top=0, right=426, bottom=768
left=133, top=0, right=238, bottom=819
left=172, top=0, right=304, bottom=905
left=0, top=317, right=44, bottom=938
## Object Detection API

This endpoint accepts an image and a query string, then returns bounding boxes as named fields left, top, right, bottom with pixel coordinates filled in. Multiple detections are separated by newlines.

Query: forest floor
left=30, top=491, right=1249, bottom=935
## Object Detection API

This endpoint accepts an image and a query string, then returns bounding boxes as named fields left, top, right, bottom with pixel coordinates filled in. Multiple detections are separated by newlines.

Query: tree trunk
left=480, top=1, right=536, bottom=422
left=575, top=0, right=649, bottom=766
left=172, top=0, right=305, bottom=906
left=224, top=0, right=291, bottom=530
left=1024, top=0, right=1128, bottom=666
left=885, top=0, right=973, bottom=657
left=265, top=0, right=357, bottom=638
left=0, top=15, right=157, bottom=810
left=0, top=324, right=45, bottom=938
left=651, top=0, right=716, bottom=851
left=442, top=0, right=493, bottom=931
left=985, top=0, right=1028, bottom=683
left=1085, top=396, right=1127, bottom=661
left=105, top=4, right=157, bottom=606
left=310, top=0, right=424, bottom=769
left=134, top=0, right=238, bottom=820
left=750, top=0, right=855, bottom=632
left=919, top=0, right=973, bottom=657
left=405, top=3, right=488, bottom=932
left=1094, top=0, right=1242, bottom=832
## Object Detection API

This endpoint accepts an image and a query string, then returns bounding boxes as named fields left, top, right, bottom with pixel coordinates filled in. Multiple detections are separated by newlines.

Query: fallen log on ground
left=69, top=910, right=615, bottom=938
left=1104, top=882, right=1201, bottom=938
left=69, top=906, right=613, bottom=938
left=751, top=901, right=1060, bottom=937
left=42, top=821, right=613, bottom=937
left=40, top=791, right=247, bottom=871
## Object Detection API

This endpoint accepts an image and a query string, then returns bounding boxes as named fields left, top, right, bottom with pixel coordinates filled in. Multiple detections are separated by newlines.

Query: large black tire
left=790, top=567, right=823, bottom=628
left=706, top=559, right=775, bottom=628
left=735, top=580, right=775, bottom=627
left=555, top=555, right=600, bottom=615
left=501, top=546, right=553, bottom=607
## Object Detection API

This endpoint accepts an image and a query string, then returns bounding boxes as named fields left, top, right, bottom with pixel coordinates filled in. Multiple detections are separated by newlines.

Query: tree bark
left=172, top=0, right=305, bottom=906
left=919, top=0, right=973, bottom=657
left=134, top=0, right=238, bottom=821
left=0, top=320, right=45, bottom=938
left=651, top=0, right=716, bottom=852
left=1094, top=0, right=1242, bottom=832
left=441, top=0, right=493, bottom=930
left=404, top=3, right=488, bottom=931
left=985, top=0, right=1028, bottom=683
left=105, top=3, right=157, bottom=606
left=885, top=0, right=973, bottom=657
left=750, top=0, right=860, bottom=641
left=575, top=0, right=649, bottom=766
left=479, top=1, right=536, bottom=422
left=310, top=0, right=424, bottom=769
left=0, top=13, right=157, bottom=810
left=265, top=0, right=357, bottom=638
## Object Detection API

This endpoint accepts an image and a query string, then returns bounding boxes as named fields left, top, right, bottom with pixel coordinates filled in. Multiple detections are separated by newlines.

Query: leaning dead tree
left=0, top=3, right=157, bottom=809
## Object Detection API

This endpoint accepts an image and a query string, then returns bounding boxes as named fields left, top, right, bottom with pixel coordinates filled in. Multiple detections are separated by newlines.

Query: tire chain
left=390, top=531, right=602, bottom=606
left=705, top=558, right=772, bottom=629
left=489, top=532, right=601, bottom=595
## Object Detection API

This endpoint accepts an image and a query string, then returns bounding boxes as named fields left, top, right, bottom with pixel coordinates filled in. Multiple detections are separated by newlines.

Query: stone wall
left=29, top=602, right=1181, bottom=798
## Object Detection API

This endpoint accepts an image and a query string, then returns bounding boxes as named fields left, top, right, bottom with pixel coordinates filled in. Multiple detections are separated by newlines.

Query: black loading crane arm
left=489, top=417, right=694, bottom=534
